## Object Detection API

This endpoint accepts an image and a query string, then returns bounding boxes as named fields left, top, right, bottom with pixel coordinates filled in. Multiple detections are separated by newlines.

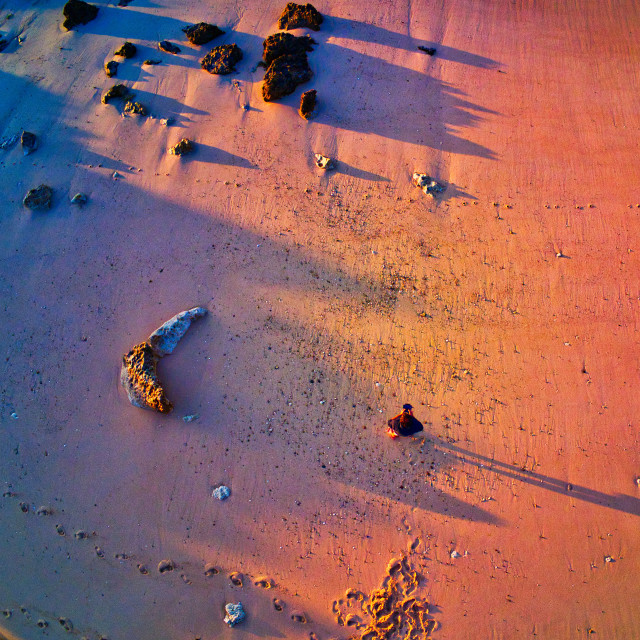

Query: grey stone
left=70, top=193, right=87, bottom=205
left=224, top=603, right=245, bottom=627
left=149, top=307, right=207, bottom=356
left=20, top=131, right=37, bottom=155
left=168, top=138, right=194, bottom=156
left=212, top=485, right=230, bottom=500
left=105, top=60, right=119, bottom=77
left=158, top=40, right=180, bottom=54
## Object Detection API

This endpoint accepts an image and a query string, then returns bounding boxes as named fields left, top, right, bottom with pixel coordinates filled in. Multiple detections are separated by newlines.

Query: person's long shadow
left=435, top=439, right=640, bottom=517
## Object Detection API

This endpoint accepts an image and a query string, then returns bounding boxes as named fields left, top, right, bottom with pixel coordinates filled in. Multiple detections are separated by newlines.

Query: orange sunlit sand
left=1, top=1, right=639, bottom=639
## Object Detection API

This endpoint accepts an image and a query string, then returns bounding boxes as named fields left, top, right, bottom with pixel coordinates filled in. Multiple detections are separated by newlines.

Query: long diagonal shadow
left=436, top=440, right=640, bottom=517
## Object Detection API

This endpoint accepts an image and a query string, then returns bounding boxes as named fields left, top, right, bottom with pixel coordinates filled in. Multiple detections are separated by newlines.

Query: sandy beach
left=1, top=0, right=639, bottom=638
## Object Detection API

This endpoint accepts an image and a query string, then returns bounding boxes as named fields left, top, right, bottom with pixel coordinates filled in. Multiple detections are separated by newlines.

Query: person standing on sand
left=386, top=404, right=424, bottom=438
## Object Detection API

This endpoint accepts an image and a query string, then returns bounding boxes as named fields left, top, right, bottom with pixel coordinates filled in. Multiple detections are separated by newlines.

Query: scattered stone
left=182, top=22, right=224, bottom=45
left=450, top=550, right=461, bottom=559
left=23, top=184, right=53, bottom=210
left=262, top=33, right=315, bottom=101
left=604, top=555, right=615, bottom=563
left=143, top=58, right=161, bottom=65
left=112, top=171, right=121, bottom=179
left=62, top=0, right=99, bottom=30
left=158, top=40, right=180, bottom=54
left=123, top=100, right=147, bottom=116
left=102, top=84, right=133, bottom=104
left=212, top=485, right=231, bottom=500
left=114, top=41, right=136, bottom=58
left=277, top=2, right=323, bottom=31
left=158, top=559, right=175, bottom=573
left=201, top=43, right=243, bottom=74
left=314, top=153, right=334, bottom=170
left=183, top=413, right=199, bottom=423
left=224, top=603, right=246, bottom=627
left=160, top=117, right=174, bottom=126
left=0, top=39, right=9, bottom=53
left=412, top=172, right=446, bottom=197
left=263, top=32, right=315, bottom=65
left=105, top=60, right=119, bottom=77
left=168, top=138, right=194, bottom=156
left=121, top=307, right=207, bottom=412
left=299, top=89, right=316, bottom=119
left=418, top=46, right=436, bottom=55
left=0, top=133, right=19, bottom=150
left=20, top=131, right=37, bottom=155
left=70, top=192, right=87, bottom=205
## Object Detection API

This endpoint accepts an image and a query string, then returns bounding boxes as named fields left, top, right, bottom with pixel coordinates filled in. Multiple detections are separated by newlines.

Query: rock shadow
left=325, top=15, right=502, bottom=69
left=188, top=143, right=258, bottom=168
left=334, top=161, right=390, bottom=183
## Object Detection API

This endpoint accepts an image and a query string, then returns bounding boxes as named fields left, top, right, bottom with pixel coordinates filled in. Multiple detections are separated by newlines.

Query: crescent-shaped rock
left=121, top=307, right=207, bottom=413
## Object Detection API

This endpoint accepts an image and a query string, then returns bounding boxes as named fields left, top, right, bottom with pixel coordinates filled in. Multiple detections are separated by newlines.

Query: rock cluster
left=169, top=138, right=194, bottom=156
left=412, top=172, right=446, bottom=197
left=121, top=307, right=207, bottom=413
left=212, top=485, right=230, bottom=500
left=23, top=184, right=53, bottom=210
left=123, top=101, right=147, bottom=116
left=182, top=22, right=224, bottom=45
left=299, top=89, right=316, bottom=119
left=277, top=2, right=323, bottom=31
left=115, top=41, right=136, bottom=58
left=62, top=0, right=98, bottom=30
left=262, top=33, right=315, bottom=101
left=201, top=44, right=243, bottom=74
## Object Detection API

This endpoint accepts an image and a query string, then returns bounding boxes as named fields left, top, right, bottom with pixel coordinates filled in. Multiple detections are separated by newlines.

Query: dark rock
left=21, top=131, right=37, bottom=155
left=143, top=58, right=161, bottom=65
left=62, top=0, right=99, bottom=30
left=158, top=40, right=180, bottom=54
left=299, top=89, right=316, bottom=119
left=105, top=60, right=118, bottom=77
left=23, top=185, right=53, bottom=211
left=123, top=101, right=147, bottom=116
left=114, top=41, right=136, bottom=58
left=262, top=52, right=312, bottom=101
left=182, top=22, right=224, bottom=45
left=102, top=83, right=133, bottom=104
left=262, top=32, right=315, bottom=65
left=121, top=342, right=173, bottom=413
left=200, top=43, right=242, bottom=74
left=418, top=46, right=436, bottom=56
left=169, top=138, right=194, bottom=156
left=117, top=0, right=133, bottom=5
left=0, top=39, right=9, bottom=53
left=277, top=3, right=323, bottom=31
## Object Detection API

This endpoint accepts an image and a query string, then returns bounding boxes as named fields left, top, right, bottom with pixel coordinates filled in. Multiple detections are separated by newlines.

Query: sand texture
left=1, top=0, right=640, bottom=639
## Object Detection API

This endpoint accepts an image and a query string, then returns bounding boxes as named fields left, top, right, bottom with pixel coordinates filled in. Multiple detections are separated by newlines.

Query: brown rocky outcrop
left=277, top=2, right=323, bottom=31
left=121, top=307, right=207, bottom=413
left=62, top=0, right=99, bottom=30
left=182, top=22, right=224, bottom=45
left=201, top=44, right=242, bottom=74
left=299, top=89, right=316, bottom=119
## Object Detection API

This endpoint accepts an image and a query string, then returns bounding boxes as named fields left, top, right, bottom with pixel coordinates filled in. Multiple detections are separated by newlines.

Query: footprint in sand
left=36, top=506, right=52, bottom=516
left=20, top=606, right=30, bottom=620
left=94, top=546, right=105, bottom=558
left=55, top=524, right=66, bottom=536
left=345, top=613, right=363, bottom=629
left=308, top=634, right=319, bottom=640
left=2, top=609, right=12, bottom=619
left=291, top=611, right=308, bottom=624
left=36, top=619, right=48, bottom=628
left=58, top=617, right=73, bottom=632
left=204, top=563, right=219, bottom=577
left=74, top=530, right=88, bottom=540
left=180, top=573, right=192, bottom=585
left=19, top=502, right=29, bottom=513
left=409, top=537, right=421, bottom=552
left=345, top=588, right=365, bottom=602
left=158, top=559, right=175, bottom=574
left=273, top=598, right=285, bottom=612
left=137, top=563, right=149, bottom=575
left=114, top=552, right=129, bottom=560
left=253, top=576, right=274, bottom=589
left=229, top=571, right=243, bottom=586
